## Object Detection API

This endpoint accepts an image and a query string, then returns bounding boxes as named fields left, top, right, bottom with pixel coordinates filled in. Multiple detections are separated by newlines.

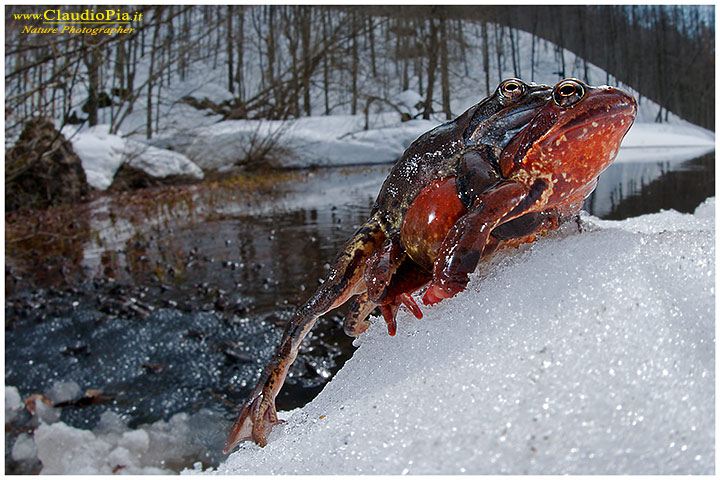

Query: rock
left=5, top=118, right=90, bottom=211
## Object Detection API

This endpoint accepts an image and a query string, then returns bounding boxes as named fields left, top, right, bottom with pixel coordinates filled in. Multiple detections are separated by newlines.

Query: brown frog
left=224, top=78, right=636, bottom=451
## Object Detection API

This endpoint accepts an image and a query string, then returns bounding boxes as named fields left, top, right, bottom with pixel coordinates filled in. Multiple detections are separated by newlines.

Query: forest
left=5, top=4, right=715, bottom=145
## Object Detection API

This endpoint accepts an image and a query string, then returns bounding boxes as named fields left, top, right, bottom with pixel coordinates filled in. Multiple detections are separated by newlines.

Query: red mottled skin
left=224, top=79, right=637, bottom=452
left=423, top=81, right=637, bottom=304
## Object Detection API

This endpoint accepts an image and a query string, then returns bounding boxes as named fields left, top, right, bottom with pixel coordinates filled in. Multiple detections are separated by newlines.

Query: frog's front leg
left=224, top=216, right=385, bottom=452
left=423, top=179, right=548, bottom=305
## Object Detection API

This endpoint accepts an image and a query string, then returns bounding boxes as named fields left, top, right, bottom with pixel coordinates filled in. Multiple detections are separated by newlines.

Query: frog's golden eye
left=499, top=79, right=525, bottom=99
left=553, top=79, right=585, bottom=107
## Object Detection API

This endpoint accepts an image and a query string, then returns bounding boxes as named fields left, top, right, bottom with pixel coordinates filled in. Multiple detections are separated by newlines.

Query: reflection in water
left=585, top=151, right=715, bottom=220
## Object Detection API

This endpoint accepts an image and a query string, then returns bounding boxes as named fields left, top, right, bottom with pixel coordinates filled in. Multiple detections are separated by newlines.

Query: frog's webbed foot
left=224, top=391, right=284, bottom=452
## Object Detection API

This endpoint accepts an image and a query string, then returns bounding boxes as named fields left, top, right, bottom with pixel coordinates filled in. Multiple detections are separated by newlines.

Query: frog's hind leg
left=225, top=215, right=386, bottom=452
left=344, top=291, right=376, bottom=336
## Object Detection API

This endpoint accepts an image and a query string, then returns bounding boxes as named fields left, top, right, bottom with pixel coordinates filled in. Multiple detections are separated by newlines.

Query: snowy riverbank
left=200, top=198, right=714, bottom=475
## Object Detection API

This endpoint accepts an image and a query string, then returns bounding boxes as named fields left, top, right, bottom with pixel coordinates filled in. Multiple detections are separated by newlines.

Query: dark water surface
left=4, top=149, right=714, bottom=472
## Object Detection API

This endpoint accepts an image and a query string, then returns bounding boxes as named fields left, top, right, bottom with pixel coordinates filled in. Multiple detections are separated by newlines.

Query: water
left=4, top=150, right=714, bottom=473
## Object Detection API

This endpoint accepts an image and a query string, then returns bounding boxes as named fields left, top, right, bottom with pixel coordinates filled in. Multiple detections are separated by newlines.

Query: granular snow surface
left=202, top=198, right=715, bottom=475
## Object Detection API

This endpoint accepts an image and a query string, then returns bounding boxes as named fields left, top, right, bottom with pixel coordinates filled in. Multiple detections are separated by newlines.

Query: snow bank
left=125, top=138, right=204, bottom=179
left=6, top=400, right=225, bottom=474
left=62, top=125, right=203, bottom=190
left=204, top=198, right=714, bottom=475
left=65, top=125, right=126, bottom=190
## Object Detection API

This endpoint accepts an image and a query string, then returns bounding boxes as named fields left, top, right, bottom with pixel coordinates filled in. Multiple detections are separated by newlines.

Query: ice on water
left=206, top=198, right=714, bottom=475
left=7, top=397, right=225, bottom=474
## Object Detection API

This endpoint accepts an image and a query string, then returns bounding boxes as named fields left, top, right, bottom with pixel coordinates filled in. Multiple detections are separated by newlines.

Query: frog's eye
left=553, top=80, right=585, bottom=107
left=499, top=79, right=525, bottom=99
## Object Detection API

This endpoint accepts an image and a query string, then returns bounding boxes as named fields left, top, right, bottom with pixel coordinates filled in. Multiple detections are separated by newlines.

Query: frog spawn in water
left=224, top=78, right=637, bottom=451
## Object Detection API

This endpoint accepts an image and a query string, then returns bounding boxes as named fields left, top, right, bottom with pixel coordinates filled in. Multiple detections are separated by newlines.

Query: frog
left=223, top=78, right=637, bottom=452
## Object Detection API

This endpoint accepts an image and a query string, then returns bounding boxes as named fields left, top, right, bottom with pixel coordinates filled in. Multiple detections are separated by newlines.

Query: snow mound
left=28, top=408, right=224, bottom=474
left=125, top=138, right=204, bottom=179
left=207, top=198, right=714, bottom=475
left=65, top=125, right=126, bottom=190
left=5, top=386, right=23, bottom=424
left=63, top=125, right=203, bottom=190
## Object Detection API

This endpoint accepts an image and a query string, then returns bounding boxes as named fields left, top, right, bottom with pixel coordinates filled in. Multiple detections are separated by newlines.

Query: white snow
left=61, top=124, right=203, bottom=190
left=15, top=404, right=222, bottom=474
left=5, top=386, right=23, bottom=423
left=125, top=138, right=204, bottom=179
left=46, top=381, right=82, bottom=405
left=155, top=112, right=714, bottom=173
left=201, top=198, right=714, bottom=475
left=64, top=125, right=127, bottom=190
left=11, top=433, right=38, bottom=462
left=64, top=115, right=713, bottom=190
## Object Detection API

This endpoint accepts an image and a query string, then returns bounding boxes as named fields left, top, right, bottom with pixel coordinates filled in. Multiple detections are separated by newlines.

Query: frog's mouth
left=560, top=90, right=638, bottom=134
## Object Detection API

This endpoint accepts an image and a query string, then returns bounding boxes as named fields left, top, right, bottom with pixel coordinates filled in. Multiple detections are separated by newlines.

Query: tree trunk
left=322, top=10, right=330, bottom=115
left=83, top=39, right=101, bottom=127
left=439, top=17, right=451, bottom=120
left=350, top=11, right=359, bottom=115
left=266, top=6, right=277, bottom=115
left=423, top=18, right=438, bottom=120
left=495, top=24, right=504, bottom=83
left=368, top=15, right=377, bottom=77
left=235, top=8, right=245, bottom=100
left=482, top=21, right=490, bottom=96
left=227, top=6, right=234, bottom=94
left=300, top=6, right=312, bottom=116
left=146, top=7, right=163, bottom=139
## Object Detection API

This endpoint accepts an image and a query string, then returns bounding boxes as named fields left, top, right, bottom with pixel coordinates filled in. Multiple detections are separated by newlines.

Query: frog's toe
left=224, top=395, right=282, bottom=452
left=422, top=281, right=463, bottom=306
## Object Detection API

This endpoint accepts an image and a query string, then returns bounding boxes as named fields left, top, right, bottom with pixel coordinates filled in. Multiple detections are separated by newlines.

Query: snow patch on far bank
left=62, top=125, right=203, bottom=190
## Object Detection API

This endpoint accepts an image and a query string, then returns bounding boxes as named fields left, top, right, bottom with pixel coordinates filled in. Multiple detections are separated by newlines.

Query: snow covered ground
left=201, top=198, right=715, bottom=475
left=43, top=16, right=714, bottom=190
